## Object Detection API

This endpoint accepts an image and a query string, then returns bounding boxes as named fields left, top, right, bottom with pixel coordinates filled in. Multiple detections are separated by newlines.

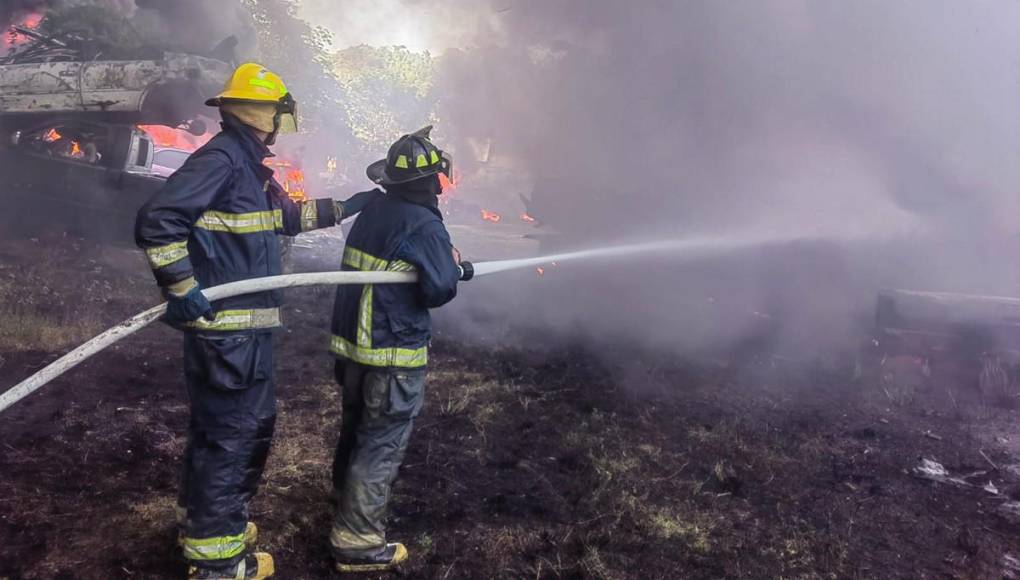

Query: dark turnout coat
left=330, top=193, right=460, bottom=368
left=135, top=114, right=337, bottom=332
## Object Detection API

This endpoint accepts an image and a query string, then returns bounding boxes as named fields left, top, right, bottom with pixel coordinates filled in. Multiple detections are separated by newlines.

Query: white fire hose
left=0, top=240, right=708, bottom=415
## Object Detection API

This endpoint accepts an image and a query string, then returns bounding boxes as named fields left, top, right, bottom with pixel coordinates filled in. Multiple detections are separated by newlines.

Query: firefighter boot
left=334, top=543, right=408, bottom=573
left=187, top=553, right=275, bottom=579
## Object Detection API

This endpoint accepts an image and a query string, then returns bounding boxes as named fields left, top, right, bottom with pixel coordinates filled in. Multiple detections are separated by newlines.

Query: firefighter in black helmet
left=328, top=126, right=470, bottom=572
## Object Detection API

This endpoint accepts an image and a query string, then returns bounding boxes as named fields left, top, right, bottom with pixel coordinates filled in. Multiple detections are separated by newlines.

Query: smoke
left=132, top=0, right=256, bottom=58
left=411, top=1, right=1020, bottom=359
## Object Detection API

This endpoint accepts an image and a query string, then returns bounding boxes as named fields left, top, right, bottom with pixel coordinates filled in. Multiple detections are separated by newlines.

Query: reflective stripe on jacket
left=331, top=194, right=460, bottom=368
left=135, top=114, right=337, bottom=332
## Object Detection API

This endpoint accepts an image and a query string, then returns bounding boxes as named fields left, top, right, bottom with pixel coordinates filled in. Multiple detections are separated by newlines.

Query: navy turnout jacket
left=135, top=114, right=338, bottom=332
left=331, top=194, right=460, bottom=368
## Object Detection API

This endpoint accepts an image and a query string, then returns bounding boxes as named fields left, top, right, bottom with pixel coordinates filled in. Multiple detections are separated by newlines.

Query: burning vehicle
left=0, top=20, right=232, bottom=242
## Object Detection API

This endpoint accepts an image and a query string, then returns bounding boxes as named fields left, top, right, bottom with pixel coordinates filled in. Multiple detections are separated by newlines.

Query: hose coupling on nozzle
left=459, top=261, right=475, bottom=281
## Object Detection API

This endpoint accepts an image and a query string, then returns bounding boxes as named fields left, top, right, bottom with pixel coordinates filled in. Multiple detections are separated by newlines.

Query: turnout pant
left=330, top=361, right=426, bottom=555
left=178, top=332, right=277, bottom=566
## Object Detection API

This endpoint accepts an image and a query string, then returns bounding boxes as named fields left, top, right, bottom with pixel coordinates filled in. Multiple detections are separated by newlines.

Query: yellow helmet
left=206, top=63, right=298, bottom=136
left=206, top=63, right=290, bottom=105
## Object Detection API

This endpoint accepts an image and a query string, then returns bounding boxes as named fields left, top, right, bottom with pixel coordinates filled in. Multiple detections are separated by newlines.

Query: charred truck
left=0, top=25, right=231, bottom=242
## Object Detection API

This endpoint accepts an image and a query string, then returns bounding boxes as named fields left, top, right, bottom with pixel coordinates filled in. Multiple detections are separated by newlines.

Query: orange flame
left=265, top=159, right=307, bottom=202
left=438, top=172, right=456, bottom=194
left=520, top=212, right=536, bottom=223
left=4, top=12, right=43, bottom=49
left=43, top=128, right=61, bottom=142
left=481, top=209, right=502, bottom=223
left=70, top=141, right=82, bottom=157
left=139, top=124, right=213, bottom=152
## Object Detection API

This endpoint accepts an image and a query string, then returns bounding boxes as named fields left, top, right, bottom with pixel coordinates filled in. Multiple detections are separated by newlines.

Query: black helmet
left=367, top=126, right=452, bottom=186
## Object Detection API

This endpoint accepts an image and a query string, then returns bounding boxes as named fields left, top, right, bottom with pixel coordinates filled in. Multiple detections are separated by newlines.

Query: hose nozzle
left=459, top=261, right=475, bottom=281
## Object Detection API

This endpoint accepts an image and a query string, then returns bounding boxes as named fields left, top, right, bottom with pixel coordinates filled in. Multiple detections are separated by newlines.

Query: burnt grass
left=2, top=240, right=1020, bottom=578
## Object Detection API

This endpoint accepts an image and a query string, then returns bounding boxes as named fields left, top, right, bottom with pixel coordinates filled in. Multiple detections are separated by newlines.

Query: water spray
left=0, top=236, right=795, bottom=415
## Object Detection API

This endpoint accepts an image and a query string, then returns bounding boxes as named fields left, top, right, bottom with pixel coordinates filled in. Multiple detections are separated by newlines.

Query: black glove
left=337, top=189, right=384, bottom=220
left=165, top=284, right=215, bottom=325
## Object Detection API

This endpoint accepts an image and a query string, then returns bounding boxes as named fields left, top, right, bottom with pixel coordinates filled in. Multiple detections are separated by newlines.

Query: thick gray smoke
left=132, top=0, right=256, bottom=58
left=416, top=1, right=1020, bottom=360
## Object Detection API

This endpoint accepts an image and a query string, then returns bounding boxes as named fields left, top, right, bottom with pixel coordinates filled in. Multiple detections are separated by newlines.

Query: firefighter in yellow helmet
left=135, top=63, right=382, bottom=579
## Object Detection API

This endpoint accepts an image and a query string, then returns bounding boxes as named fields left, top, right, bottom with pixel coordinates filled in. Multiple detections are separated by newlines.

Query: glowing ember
left=520, top=212, right=536, bottom=223
left=481, top=209, right=502, bottom=223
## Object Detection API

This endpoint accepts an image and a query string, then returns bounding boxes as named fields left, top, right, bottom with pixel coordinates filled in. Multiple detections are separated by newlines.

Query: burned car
left=0, top=26, right=231, bottom=243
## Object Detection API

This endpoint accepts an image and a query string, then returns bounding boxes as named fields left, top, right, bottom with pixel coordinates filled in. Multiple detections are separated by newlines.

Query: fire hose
left=0, top=238, right=716, bottom=415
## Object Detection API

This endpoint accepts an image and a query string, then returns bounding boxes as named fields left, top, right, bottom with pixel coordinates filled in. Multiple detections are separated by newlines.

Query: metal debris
left=912, top=458, right=970, bottom=487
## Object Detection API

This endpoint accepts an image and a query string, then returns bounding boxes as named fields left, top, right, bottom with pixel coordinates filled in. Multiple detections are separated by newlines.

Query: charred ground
left=1, top=237, right=1019, bottom=579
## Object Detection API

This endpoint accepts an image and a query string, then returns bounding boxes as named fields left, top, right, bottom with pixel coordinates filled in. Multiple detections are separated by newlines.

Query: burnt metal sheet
left=0, top=53, right=230, bottom=116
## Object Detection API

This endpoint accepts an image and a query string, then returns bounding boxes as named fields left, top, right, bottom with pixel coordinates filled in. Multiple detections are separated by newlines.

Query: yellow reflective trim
left=248, top=78, right=277, bottom=91
left=184, top=308, right=282, bottom=332
left=343, top=246, right=388, bottom=271
left=415, top=154, right=428, bottom=168
left=342, top=247, right=417, bottom=273
left=145, top=240, right=189, bottom=269
left=389, top=260, right=416, bottom=272
left=182, top=532, right=246, bottom=561
left=331, top=335, right=428, bottom=368
left=195, top=210, right=283, bottom=234
left=300, top=201, right=318, bottom=232
left=395, top=155, right=409, bottom=169
left=430, top=150, right=440, bottom=165
left=358, top=284, right=373, bottom=347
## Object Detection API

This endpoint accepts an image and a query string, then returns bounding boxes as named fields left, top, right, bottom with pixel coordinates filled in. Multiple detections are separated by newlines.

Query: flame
left=70, top=141, right=82, bottom=157
left=481, top=209, right=502, bottom=223
left=139, top=124, right=213, bottom=152
left=438, top=171, right=456, bottom=194
left=536, top=267, right=545, bottom=276
left=4, top=12, right=43, bottom=50
left=520, top=212, right=536, bottom=223
left=43, top=128, right=61, bottom=142
left=264, top=159, right=307, bottom=202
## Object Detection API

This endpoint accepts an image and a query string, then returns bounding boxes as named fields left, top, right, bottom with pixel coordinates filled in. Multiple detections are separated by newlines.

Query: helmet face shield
left=275, top=93, right=298, bottom=134
left=439, top=151, right=453, bottom=179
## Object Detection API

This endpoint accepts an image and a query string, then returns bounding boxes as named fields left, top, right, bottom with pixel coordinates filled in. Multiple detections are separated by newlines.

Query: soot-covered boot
left=334, top=543, right=408, bottom=573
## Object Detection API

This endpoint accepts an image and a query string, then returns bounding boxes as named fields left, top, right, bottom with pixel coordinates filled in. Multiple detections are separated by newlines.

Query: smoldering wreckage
left=3, top=2, right=1020, bottom=579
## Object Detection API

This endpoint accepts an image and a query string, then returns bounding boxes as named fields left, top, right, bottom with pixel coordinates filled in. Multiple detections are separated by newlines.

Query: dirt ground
left=2, top=235, right=1020, bottom=579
